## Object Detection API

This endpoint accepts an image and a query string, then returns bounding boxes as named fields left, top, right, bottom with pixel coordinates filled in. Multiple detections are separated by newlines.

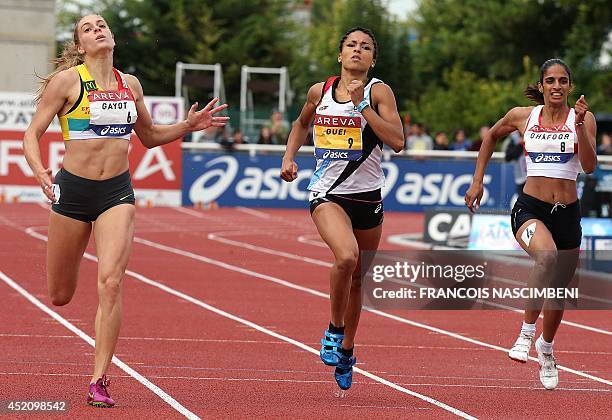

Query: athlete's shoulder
left=306, top=81, right=325, bottom=104
left=506, top=106, right=534, bottom=124
left=121, top=73, right=143, bottom=98
left=54, top=67, right=81, bottom=84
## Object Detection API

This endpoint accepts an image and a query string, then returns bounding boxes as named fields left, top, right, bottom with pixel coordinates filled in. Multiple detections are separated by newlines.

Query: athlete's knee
left=49, top=289, right=73, bottom=306
left=98, top=270, right=124, bottom=300
left=335, top=250, right=359, bottom=273
left=534, top=249, right=558, bottom=270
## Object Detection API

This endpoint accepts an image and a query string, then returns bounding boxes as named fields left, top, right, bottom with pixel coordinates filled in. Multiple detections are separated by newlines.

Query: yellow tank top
left=58, top=64, right=138, bottom=141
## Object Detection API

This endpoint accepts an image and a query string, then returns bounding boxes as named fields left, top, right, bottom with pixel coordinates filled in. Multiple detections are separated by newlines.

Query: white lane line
left=0, top=270, right=199, bottom=420
left=236, top=207, right=272, bottom=219
left=22, top=228, right=476, bottom=419
left=208, top=232, right=331, bottom=268
left=207, top=230, right=612, bottom=337
left=128, top=235, right=612, bottom=388
left=297, top=234, right=328, bottom=248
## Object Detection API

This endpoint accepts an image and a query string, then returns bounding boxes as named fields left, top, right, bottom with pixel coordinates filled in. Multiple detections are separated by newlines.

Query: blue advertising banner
left=182, top=151, right=516, bottom=211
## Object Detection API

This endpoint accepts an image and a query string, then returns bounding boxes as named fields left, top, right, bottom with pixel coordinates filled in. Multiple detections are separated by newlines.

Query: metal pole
left=213, top=63, right=221, bottom=100
left=278, top=66, right=287, bottom=113
left=175, top=61, right=183, bottom=97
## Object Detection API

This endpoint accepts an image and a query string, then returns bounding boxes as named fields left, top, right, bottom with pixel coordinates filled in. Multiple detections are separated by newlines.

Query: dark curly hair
left=338, top=26, right=378, bottom=60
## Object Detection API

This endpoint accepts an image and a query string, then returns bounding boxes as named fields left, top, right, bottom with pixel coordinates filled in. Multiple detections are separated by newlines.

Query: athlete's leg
left=342, top=224, right=382, bottom=350
left=514, top=219, right=562, bottom=389
left=91, top=204, right=135, bottom=382
left=515, top=219, right=558, bottom=323
left=46, top=211, right=92, bottom=306
left=312, top=203, right=359, bottom=327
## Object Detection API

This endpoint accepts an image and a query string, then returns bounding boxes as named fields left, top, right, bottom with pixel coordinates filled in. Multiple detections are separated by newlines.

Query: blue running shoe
left=320, top=329, right=344, bottom=366
left=335, top=354, right=356, bottom=390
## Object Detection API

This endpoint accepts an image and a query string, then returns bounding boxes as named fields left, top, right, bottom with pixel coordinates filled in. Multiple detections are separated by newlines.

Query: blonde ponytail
left=35, top=24, right=84, bottom=103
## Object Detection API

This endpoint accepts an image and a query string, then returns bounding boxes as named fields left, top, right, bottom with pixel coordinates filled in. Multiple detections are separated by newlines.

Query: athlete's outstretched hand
left=280, top=157, right=298, bottom=182
left=36, top=168, right=55, bottom=202
left=348, top=80, right=365, bottom=106
left=574, top=95, right=588, bottom=124
left=464, top=181, right=484, bottom=213
left=186, top=98, right=230, bottom=132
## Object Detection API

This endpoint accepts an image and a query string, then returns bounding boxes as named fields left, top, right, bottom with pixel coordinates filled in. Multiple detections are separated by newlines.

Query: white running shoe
left=537, top=348, right=558, bottom=390
left=508, top=332, right=534, bottom=363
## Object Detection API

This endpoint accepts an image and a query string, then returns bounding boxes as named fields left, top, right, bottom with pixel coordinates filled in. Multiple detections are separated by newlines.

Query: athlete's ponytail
left=524, top=84, right=544, bottom=105
left=35, top=21, right=84, bottom=104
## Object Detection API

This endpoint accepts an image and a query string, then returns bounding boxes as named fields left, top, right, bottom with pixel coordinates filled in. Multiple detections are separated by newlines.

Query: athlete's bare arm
left=127, top=74, right=228, bottom=149
left=364, top=83, right=404, bottom=152
left=23, top=69, right=79, bottom=201
left=281, top=82, right=324, bottom=182
left=574, top=95, right=597, bottom=173
left=465, top=106, right=532, bottom=211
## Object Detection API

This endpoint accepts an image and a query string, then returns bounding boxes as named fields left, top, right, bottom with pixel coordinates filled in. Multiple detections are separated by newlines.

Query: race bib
left=525, top=129, right=575, bottom=164
left=313, top=114, right=362, bottom=160
left=88, top=90, right=138, bottom=137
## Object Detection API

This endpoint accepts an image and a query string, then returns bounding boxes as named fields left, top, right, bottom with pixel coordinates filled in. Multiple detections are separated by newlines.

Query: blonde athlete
left=23, top=14, right=228, bottom=407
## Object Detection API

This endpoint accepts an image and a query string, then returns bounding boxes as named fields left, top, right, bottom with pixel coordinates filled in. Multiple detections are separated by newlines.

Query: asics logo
left=534, top=154, right=561, bottom=163
left=99, top=125, right=128, bottom=136
left=322, top=150, right=348, bottom=159
left=374, top=204, right=382, bottom=214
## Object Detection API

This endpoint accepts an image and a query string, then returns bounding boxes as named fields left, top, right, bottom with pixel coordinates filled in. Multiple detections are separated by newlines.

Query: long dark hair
left=338, top=26, right=378, bottom=61
left=524, top=58, right=572, bottom=105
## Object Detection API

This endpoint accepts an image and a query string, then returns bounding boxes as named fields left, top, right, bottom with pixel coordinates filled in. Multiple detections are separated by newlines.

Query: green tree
left=406, top=0, right=612, bottom=135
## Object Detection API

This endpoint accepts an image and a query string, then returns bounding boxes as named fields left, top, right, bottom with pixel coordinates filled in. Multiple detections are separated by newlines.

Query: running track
left=0, top=203, right=610, bottom=419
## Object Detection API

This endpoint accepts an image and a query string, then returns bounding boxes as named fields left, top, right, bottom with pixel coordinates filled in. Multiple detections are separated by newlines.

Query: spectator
left=469, top=125, right=489, bottom=151
left=597, top=133, right=612, bottom=155
left=452, top=129, right=472, bottom=151
left=257, top=125, right=274, bottom=144
left=268, top=110, right=289, bottom=144
left=406, top=122, right=433, bottom=150
left=231, top=128, right=247, bottom=145
left=504, top=130, right=527, bottom=195
left=433, top=131, right=450, bottom=150
left=195, top=125, right=219, bottom=143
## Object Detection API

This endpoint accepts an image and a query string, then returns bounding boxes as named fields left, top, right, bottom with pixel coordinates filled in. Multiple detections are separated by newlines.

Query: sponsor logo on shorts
left=374, top=203, right=382, bottom=214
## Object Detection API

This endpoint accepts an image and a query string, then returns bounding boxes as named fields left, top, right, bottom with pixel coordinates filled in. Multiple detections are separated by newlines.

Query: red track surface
left=0, top=203, right=610, bottom=419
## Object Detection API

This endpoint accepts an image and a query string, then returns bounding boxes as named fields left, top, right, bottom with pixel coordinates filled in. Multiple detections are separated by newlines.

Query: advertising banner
left=182, top=151, right=516, bottom=212
left=0, top=92, right=183, bottom=206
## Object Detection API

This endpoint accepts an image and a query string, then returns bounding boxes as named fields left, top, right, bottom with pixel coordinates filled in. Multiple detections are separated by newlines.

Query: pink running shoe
left=87, top=375, right=115, bottom=408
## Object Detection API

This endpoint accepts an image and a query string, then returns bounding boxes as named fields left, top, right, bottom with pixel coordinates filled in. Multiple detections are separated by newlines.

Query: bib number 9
left=348, top=137, right=353, bottom=149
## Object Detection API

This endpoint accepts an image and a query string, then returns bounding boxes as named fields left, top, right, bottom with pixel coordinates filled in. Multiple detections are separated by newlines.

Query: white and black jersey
left=307, top=76, right=385, bottom=194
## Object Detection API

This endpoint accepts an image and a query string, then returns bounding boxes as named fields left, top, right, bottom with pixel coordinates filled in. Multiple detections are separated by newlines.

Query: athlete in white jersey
left=281, top=27, right=404, bottom=390
left=465, top=59, right=597, bottom=390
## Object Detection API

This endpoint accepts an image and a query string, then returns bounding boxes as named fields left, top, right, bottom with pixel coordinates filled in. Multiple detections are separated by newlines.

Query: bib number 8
left=560, top=142, right=565, bottom=152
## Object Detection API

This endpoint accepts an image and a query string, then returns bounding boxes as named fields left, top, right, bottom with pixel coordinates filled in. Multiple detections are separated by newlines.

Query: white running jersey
left=523, top=105, right=582, bottom=180
left=307, top=76, right=385, bottom=194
